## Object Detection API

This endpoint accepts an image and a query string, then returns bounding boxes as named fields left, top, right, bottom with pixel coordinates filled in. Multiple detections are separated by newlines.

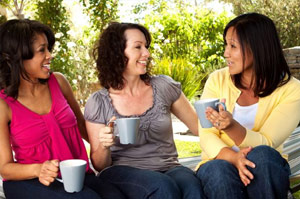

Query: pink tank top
left=0, top=74, right=91, bottom=173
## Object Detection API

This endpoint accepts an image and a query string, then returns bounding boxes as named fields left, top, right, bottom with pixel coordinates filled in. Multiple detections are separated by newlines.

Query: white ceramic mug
left=59, top=159, right=87, bottom=193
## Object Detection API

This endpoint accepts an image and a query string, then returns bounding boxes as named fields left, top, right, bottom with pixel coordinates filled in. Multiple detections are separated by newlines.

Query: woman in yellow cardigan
left=196, top=13, right=300, bottom=199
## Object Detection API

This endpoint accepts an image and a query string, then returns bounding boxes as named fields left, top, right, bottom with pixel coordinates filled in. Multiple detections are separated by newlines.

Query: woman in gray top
left=84, top=22, right=204, bottom=199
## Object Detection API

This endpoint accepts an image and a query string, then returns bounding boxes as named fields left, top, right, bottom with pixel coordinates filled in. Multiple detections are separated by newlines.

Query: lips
left=43, top=64, right=50, bottom=70
left=137, top=60, right=147, bottom=65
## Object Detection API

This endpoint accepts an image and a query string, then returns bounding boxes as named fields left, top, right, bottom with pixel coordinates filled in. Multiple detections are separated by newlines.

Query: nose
left=143, top=47, right=150, bottom=58
left=46, top=48, right=52, bottom=60
left=224, top=45, right=229, bottom=58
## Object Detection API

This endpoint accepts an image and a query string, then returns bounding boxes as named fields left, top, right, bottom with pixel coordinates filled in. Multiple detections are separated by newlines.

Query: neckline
left=104, top=79, right=157, bottom=118
left=15, top=78, right=54, bottom=117
left=235, top=102, right=258, bottom=108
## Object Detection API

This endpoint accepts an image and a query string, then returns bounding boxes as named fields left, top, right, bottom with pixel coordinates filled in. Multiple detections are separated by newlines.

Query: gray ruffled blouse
left=84, top=75, right=182, bottom=171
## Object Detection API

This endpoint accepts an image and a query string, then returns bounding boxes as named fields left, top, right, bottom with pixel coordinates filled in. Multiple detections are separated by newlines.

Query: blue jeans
left=98, top=165, right=205, bottom=199
left=196, top=145, right=290, bottom=199
left=3, top=173, right=124, bottom=199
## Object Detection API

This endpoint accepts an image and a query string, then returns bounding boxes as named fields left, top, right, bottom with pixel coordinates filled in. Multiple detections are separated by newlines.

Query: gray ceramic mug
left=109, top=117, right=140, bottom=144
left=194, top=98, right=226, bottom=128
left=59, top=159, right=86, bottom=193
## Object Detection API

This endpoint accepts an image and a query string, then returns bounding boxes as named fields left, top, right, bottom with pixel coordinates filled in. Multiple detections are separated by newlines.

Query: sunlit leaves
left=214, top=0, right=300, bottom=48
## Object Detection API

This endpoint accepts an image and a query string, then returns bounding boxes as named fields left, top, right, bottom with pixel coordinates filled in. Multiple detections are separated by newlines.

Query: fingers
left=39, top=160, right=59, bottom=186
left=234, top=149, right=256, bottom=186
left=99, top=116, right=116, bottom=149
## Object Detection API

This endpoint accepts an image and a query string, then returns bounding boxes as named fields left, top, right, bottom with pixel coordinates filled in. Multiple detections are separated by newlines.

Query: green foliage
left=152, top=57, right=208, bottom=101
left=33, top=0, right=75, bottom=83
left=79, top=0, right=119, bottom=33
left=174, top=140, right=201, bottom=158
left=135, top=0, right=231, bottom=100
left=0, top=14, right=6, bottom=24
left=213, top=0, right=300, bottom=48
left=0, top=0, right=25, bottom=19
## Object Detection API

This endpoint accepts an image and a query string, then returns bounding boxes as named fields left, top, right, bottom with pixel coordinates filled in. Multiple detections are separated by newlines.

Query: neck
left=241, top=69, right=255, bottom=90
left=111, top=75, right=145, bottom=96
left=18, top=77, right=45, bottom=97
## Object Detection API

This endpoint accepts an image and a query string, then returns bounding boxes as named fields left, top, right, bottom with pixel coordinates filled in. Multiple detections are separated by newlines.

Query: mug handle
left=215, top=101, right=226, bottom=111
left=106, top=120, right=119, bottom=137
left=106, top=120, right=116, bottom=126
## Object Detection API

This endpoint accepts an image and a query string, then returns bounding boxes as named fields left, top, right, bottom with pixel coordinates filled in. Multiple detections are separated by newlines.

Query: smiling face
left=224, top=27, right=253, bottom=76
left=123, top=29, right=150, bottom=77
left=23, top=33, right=52, bottom=81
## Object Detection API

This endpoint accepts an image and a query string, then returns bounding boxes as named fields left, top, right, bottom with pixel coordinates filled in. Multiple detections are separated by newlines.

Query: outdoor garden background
left=1, top=0, right=300, bottom=197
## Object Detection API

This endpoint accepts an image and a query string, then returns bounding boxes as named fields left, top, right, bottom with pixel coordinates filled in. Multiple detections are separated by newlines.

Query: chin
left=229, top=67, right=241, bottom=75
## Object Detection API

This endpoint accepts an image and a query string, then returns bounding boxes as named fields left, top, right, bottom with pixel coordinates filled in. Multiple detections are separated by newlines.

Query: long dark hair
left=0, top=19, right=55, bottom=99
left=94, top=22, right=152, bottom=89
left=224, top=12, right=290, bottom=97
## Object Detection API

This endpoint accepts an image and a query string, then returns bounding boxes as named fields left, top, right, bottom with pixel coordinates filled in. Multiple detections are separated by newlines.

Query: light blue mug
left=108, top=118, right=140, bottom=144
left=194, top=98, right=226, bottom=128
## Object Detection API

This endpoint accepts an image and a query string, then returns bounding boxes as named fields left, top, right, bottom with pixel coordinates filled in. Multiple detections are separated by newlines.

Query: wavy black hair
left=0, top=19, right=55, bottom=99
left=224, top=12, right=290, bottom=97
left=94, top=22, right=152, bottom=89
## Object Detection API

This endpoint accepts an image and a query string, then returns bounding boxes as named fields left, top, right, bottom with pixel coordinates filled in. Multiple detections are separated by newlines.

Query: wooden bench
left=1, top=127, right=300, bottom=198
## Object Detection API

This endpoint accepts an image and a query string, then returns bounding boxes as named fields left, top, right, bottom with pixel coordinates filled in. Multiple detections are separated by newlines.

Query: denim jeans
left=196, top=145, right=291, bottom=199
left=98, top=165, right=205, bottom=199
left=3, top=173, right=124, bottom=199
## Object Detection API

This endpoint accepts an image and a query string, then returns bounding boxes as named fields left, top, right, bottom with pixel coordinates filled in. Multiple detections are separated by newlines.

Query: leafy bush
left=0, top=15, right=6, bottom=24
left=152, top=57, right=209, bottom=101
left=214, top=0, right=300, bottom=48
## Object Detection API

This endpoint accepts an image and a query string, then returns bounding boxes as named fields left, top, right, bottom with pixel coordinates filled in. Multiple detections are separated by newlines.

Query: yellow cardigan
left=196, top=67, right=300, bottom=169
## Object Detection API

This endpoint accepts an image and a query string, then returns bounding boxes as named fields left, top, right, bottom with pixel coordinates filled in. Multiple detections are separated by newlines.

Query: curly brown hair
left=94, top=22, right=152, bottom=89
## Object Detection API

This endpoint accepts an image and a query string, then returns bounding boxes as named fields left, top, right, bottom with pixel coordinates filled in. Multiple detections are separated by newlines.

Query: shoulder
left=151, top=75, right=181, bottom=88
left=152, top=74, right=176, bottom=83
left=0, top=98, right=11, bottom=122
left=84, top=89, right=110, bottom=122
left=284, top=76, right=300, bottom=93
left=272, top=77, right=300, bottom=100
left=207, top=67, right=229, bottom=80
left=86, top=89, right=108, bottom=107
left=205, top=67, right=231, bottom=88
left=53, top=72, right=69, bottom=87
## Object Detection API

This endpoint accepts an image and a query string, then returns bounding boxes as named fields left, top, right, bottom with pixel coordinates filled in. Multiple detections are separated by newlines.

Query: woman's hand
left=205, top=99, right=233, bottom=130
left=38, top=160, right=59, bottom=186
left=98, top=116, right=116, bottom=149
left=232, top=147, right=256, bottom=186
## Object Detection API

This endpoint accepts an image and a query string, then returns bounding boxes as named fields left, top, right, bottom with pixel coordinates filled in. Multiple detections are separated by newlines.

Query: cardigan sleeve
left=198, top=69, right=230, bottom=159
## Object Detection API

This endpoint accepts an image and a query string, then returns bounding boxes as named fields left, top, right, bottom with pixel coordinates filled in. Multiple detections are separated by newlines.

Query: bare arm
left=171, top=92, right=198, bottom=135
left=0, top=99, right=59, bottom=185
left=85, top=119, right=116, bottom=171
left=54, top=72, right=89, bottom=142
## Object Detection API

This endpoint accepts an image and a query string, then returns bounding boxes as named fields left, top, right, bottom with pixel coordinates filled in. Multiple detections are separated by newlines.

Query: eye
left=135, top=46, right=141, bottom=49
left=39, top=48, right=46, bottom=52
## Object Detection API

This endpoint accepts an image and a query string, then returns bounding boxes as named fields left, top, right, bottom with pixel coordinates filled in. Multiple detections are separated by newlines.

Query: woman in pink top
left=0, top=19, right=122, bottom=199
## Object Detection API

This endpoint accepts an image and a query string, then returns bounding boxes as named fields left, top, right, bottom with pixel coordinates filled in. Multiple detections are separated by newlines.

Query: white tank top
left=233, top=102, right=258, bottom=130
left=231, top=102, right=258, bottom=152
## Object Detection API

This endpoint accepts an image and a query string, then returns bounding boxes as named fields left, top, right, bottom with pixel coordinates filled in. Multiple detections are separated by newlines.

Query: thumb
left=50, top=159, right=59, bottom=167
left=108, top=116, right=116, bottom=127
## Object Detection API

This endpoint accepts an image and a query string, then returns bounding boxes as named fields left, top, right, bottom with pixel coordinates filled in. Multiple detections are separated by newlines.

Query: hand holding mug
left=108, top=117, right=140, bottom=145
left=194, top=98, right=227, bottom=128
left=98, top=116, right=116, bottom=149
left=38, top=159, right=59, bottom=186
left=205, top=99, right=233, bottom=130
